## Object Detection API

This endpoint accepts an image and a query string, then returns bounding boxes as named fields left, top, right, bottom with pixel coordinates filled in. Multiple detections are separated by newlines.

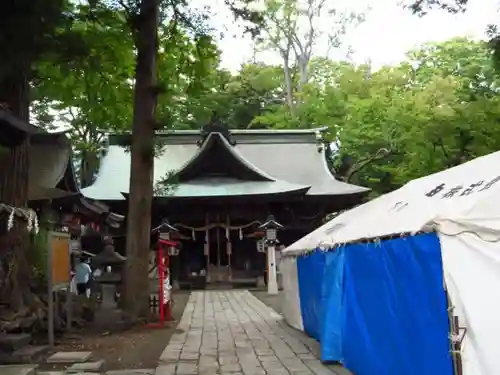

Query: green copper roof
left=150, top=177, right=308, bottom=198
left=82, top=128, right=369, bottom=201
left=174, top=132, right=274, bottom=182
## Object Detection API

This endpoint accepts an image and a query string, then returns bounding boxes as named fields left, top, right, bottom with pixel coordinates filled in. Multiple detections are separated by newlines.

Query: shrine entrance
left=208, top=226, right=230, bottom=282
left=170, top=216, right=266, bottom=287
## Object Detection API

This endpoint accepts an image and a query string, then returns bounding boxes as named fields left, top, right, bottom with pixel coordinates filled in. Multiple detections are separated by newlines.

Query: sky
left=190, top=0, right=499, bottom=72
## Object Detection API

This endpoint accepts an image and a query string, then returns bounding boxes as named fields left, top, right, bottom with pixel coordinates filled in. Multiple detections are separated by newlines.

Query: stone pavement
left=157, top=290, right=351, bottom=375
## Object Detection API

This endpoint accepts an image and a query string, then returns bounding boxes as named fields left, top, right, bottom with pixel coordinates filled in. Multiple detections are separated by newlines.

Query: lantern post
left=259, top=215, right=283, bottom=295
left=153, top=219, right=179, bottom=323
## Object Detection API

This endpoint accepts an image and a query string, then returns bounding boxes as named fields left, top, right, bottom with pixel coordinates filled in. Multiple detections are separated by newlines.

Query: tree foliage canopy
left=23, top=0, right=500, bottom=199
left=33, top=32, right=500, bottom=197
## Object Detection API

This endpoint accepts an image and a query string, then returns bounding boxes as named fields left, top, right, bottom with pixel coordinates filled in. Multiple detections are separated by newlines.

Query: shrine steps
left=0, top=333, right=49, bottom=365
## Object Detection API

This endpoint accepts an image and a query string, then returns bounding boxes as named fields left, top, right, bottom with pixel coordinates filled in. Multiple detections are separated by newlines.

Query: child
left=75, top=257, right=92, bottom=297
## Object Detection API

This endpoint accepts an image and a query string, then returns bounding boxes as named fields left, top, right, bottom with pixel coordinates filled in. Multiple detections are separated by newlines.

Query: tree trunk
left=122, top=0, right=159, bottom=319
left=296, top=54, right=310, bottom=96
left=0, top=65, right=33, bottom=314
left=282, top=55, right=295, bottom=114
left=79, top=148, right=98, bottom=188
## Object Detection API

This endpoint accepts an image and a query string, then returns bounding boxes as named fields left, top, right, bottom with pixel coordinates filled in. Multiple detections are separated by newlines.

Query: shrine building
left=0, top=108, right=123, bottom=229
left=82, top=122, right=369, bottom=287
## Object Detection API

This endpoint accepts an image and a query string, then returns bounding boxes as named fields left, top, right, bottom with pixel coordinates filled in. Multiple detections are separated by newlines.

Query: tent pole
left=446, top=288, right=462, bottom=375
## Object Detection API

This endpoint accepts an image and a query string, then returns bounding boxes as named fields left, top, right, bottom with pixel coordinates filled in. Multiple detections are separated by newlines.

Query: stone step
left=0, top=334, right=32, bottom=352
left=66, top=359, right=106, bottom=373
left=0, top=345, right=50, bottom=364
left=46, top=351, right=92, bottom=364
left=0, top=364, right=38, bottom=375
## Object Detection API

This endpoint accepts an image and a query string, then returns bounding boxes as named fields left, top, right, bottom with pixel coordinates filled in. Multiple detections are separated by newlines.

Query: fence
left=93, top=291, right=165, bottom=315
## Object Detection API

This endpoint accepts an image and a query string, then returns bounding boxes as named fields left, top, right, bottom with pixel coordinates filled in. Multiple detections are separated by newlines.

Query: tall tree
left=103, top=0, right=263, bottom=318
left=107, top=0, right=160, bottom=319
left=32, top=4, right=221, bottom=187
left=404, top=0, right=468, bottom=14
left=32, top=4, right=135, bottom=187
left=0, top=0, right=78, bottom=316
left=259, top=0, right=364, bottom=113
left=404, top=0, right=500, bottom=66
left=252, top=38, right=500, bottom=195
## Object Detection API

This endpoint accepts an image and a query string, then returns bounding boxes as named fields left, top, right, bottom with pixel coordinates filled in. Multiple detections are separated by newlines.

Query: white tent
left=284, top=150, right=500, bottom=256
left=283, top=150, right=500, bottom=375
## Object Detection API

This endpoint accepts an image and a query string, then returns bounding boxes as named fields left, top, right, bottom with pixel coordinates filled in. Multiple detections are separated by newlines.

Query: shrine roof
left=82, top=127, right=369, bottom=201
left=135, top=177, right=309, bottom=198
left=0, top=114, right=123, bottom=226
left=0, top=108, right=42, bottom=147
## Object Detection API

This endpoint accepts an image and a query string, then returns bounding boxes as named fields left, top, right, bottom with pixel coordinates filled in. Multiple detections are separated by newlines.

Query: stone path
left=157, top=290, right=351, bottom=375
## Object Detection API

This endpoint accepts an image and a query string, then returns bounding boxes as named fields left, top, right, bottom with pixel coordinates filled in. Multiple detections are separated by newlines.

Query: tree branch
left=342, top=148, right=392, bottom=182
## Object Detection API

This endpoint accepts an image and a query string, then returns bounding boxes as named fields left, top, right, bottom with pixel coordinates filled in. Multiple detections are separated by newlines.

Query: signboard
left=47, top=231, right=72, bottom=348
left=49, top=231, right=71, bottom=287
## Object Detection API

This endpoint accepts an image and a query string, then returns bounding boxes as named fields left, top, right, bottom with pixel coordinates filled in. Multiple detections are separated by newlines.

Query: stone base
left=256, top=276, right=266, bottom=288
left=267, top=282, right=279, bottom=295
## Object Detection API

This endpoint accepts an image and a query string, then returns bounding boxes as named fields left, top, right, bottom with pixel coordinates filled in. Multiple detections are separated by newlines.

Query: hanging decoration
left=174, top=220, right=261, bottom=233
left=1, top=203, right=39, bottom=234
left=173, top=220, right=262, bottom=241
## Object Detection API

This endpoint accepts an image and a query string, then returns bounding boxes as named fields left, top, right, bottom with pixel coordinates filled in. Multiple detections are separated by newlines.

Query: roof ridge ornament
left=198, top=111, right=236, bottom=147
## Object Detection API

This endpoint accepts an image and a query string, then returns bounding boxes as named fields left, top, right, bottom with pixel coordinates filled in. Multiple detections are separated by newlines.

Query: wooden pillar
left=226, top=215, right=232, bottom=282
left=205, top=213, right=210, bottom=283
left=216, top=214, right=221, bottom=282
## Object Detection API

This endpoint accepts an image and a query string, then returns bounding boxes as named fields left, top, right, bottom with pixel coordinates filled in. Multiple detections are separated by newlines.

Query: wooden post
left=47, top=232, right=54, bottom=348
left=226, top=214, right=232, bottom=282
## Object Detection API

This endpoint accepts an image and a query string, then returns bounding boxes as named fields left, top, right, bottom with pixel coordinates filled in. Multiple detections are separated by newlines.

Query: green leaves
left=31, top=3, right=222, bottom=186
left=24, top=0, right=500, bottom=201
left=244, top=38, right=500, bottom=196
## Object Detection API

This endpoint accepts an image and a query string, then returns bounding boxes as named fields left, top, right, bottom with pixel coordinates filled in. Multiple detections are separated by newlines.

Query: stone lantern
left=92, top=236, right=126, bottom=310
left=259, top=215, right=283, bottom=295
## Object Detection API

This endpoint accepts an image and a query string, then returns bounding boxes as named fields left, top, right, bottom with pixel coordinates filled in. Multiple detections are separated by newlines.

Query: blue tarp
left=297, top=249, right=345, bottom=362
left=297, top=250, right=326, bottom=341
left=320, top=249, right=345, bottom=362
left=341, top=233, right=453, bottom=375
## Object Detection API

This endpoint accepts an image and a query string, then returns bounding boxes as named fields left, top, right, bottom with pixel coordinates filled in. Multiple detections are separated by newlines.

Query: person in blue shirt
left=74, top=257, right=92, bottom=296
